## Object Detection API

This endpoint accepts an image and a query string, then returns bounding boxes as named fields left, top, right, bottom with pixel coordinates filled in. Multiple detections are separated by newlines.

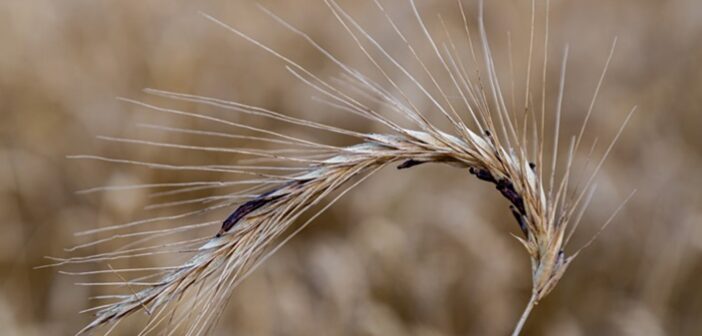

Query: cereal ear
left=51, top=1, right=631, bottom=335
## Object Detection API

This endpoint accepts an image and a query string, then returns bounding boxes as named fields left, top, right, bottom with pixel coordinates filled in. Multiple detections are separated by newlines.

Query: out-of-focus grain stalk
left=512, top=293, right=538, bottom=336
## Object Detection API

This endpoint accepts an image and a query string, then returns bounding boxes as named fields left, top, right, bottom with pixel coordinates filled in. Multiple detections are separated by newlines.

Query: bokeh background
left=1, top=0, right=701, bottom=335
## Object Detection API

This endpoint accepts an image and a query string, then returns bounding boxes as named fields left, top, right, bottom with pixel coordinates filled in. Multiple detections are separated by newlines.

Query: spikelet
left=47, top=1, right=634, bottom=335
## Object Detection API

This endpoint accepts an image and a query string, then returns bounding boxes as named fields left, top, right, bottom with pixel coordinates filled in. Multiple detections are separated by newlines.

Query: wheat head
left=46, top=0, right=634, bottom=335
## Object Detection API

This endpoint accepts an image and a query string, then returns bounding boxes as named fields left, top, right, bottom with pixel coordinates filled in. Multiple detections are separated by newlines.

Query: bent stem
left=511, top=292, right=538, bottom=336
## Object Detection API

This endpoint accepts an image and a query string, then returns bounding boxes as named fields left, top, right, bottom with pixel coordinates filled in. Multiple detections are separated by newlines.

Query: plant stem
left=511, top=293, right=538, bottom=336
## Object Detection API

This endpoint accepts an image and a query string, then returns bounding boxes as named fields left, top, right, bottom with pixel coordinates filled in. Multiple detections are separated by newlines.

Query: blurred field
left=1, top=0, right=701, bottom=335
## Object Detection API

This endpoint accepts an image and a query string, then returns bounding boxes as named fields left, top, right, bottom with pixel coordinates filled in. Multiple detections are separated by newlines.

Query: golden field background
left=1, top=0, right=701, bottom=335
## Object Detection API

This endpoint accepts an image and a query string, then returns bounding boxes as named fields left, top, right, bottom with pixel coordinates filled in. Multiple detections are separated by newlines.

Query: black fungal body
left=510, top=205, right=529, bottom=238
left=470, top=167, right=529, bottom=238
left=216, top=179, right=311, bottom=237
left=496, top=178, right=526, bottom=216
left=469, top=166, right=497, bottom=183
left=397, top=159, right=425, bottom=170
left=217, top=195, right=282, bottom=237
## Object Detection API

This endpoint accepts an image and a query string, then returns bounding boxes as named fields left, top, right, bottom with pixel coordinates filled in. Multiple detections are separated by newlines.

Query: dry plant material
left=47, top=1, right=634, bottom=335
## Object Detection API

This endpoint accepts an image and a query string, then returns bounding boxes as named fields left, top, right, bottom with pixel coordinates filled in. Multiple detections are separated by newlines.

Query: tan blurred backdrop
left=1, top=0, right=701, bottom=335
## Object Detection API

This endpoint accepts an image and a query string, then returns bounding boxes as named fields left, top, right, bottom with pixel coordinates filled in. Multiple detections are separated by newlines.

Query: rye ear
left=49, top=1, right=633, bottom=335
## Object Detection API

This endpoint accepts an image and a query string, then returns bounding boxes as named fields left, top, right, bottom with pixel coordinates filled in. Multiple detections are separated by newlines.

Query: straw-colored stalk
left=47, top=0, right=634, bottom=335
